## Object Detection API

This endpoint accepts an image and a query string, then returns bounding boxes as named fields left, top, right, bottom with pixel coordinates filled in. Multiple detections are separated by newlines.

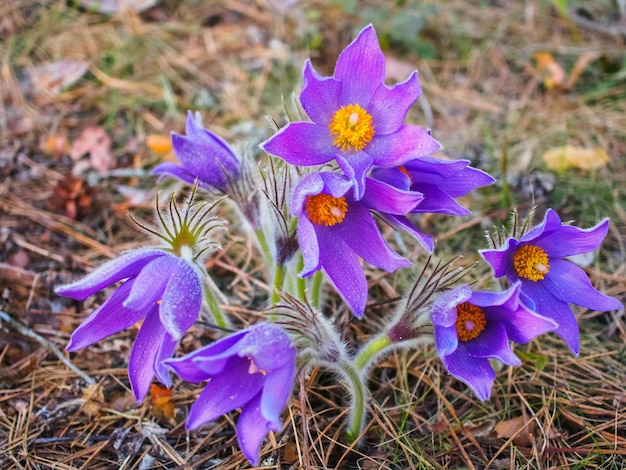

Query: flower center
left=455, top=302, right=487, bottom=342
left=248, top=358, right=268, bottom=375
left=328, top=103, right=375, bottom=152
left=305, top=193, right=348, bottom=227
left=513, top=244, right=550, bottom=281
left=397, top=165, right=413, bottom=182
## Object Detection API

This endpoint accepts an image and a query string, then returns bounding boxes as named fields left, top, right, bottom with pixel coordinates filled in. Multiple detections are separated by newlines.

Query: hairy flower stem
left=354, top=333, right=392, bottom=372
left=254, top=228, right=273, bottom=267
left=342, top=359, right=367, bottom=444
left=311, top=271, right=323, bottom=310
left=296, top=254, right=306, bottom=302
left=271, top=263, right=287, bottom=305
left=204, top=284, right=229, bottom=329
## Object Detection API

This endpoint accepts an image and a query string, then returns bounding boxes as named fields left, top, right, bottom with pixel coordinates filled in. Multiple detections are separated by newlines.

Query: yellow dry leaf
left=534, top=52, right=565, bottom=90
left=541, top=145, right=610, bottom=172
left=146, top=134, right=173, bottom=154
left=495, top=415, right=536, bottom=447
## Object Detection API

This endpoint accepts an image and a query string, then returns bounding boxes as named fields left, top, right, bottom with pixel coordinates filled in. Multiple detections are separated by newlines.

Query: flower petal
left=153, top=332, right=178, bottom=387
left=335, top=204, right=410, bottom=272
left=537, top=218, right=610, bottom=258
left=434, top=324, right=458, bottom=357
left=334, top=25, right=385, bottom=106
left=431, top=285, right=472, bottom=328
left=408, top=183, right=470, bottom=216
left=128, top=307, right=166, bottom=402
left=361, top=177, right=423, bottom=215
left=317, top=229, right=368, bottom=317
left=261, top=363, right=296, bottom=424
left=367, top=125, right=441, bottom=167
left=185, top=357, right=265, bottom=429
left=479, top=238, right=519, bottom=279
left=159, top=259, right=202, bottom=340
left=238, top=323, right=296, bottom=371
left=521, top=279, right=580, bottom=355
left=335, top=151, right=373, bottom=200
left=237, top=394, right=279, bottom=467
left=463, top=322, right=521, bottom=366
left=404, top=157, right=495, bottom=197
left=124, top=255, right=175, bottom=310
left=165, top=331, right=248, bottom=382
left=55, top=248, right=166, bottom=300
left=369, top=71, right=421, bottom=135
left=443, top=348, right=495, bottom=401
left=261, top=122, right=337, bottom=166
left=544, top=259, right=622, bottom=312
left=151, top=162, right=216, bottom=191
left=67, top=279, right=146, bottom=351
left=520, top=208, right=562, bottom=243
left=300, top=61, right=342, bottom=124
left=170, top=134, right=230, bottom=189
left=381, top=214, right=434, bottom=252
left=298, top=216, right=321, bottom=277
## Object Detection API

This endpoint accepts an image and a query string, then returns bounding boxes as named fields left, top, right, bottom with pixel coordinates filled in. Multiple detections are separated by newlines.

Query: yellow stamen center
left=397, top=165, right=413, bottom=182
left=328, top=103, right=375, bottom=152
left=455, top=302, right=487, bottom=342
left=513, top=244, right=550, bottom=281
left=305, top=193, right=348, bottom=227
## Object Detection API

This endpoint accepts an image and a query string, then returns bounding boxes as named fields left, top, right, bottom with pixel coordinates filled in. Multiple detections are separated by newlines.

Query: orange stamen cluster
left=328, top=103, right=375, bottom=152
left=513, top=244, right=550, bottom=281
left=397, top=165, right=413, bottom=182
left=455, top=302, right=487, bottom=342
left=305, top=194, right=348, bottom=227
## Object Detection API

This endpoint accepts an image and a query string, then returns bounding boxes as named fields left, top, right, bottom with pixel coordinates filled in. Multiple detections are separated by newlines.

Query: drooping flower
left=432, top=283, right=556, bottom=400
left=56, top=190, right=225, bottom=401
left=152, top=110, right=241, bottom=192
left=261, top=24, right=441, bottom=199
left=479, top=209, right=623, bottom=355
left=292, top=171, right=422, bottom=317
left=165, top=322, right=296, bottom=467
left=371, top=157, right=496, bottom=251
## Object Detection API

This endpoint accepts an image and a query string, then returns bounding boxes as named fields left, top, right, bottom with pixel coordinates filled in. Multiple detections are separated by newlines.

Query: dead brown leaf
left=494, top=415, right=536, bottom=447
left=70, top=126, right=115, bottom=174
left=27, top=60, right=89, bottom=97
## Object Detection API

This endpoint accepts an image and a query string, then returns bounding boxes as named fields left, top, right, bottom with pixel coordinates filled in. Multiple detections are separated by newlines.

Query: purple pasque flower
left=261, top=24, right=441, bottom=200
left=479, top=209, right=623, bottom=355
left=152, top=110, right=240, bottom=192
left=432, top=283, right=556, bottom=400
left=56, top=189, right=225, bottom=402
left=370, top=157, right=495, bottom=252
left=56, top=248, right=203, bottom=401
left=165, top=322, right=296, bottom=467
left=293, top=171, right=422, bottom=317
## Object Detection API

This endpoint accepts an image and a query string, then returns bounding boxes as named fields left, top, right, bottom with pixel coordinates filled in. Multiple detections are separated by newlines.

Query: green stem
left=271, top=263, right=286, bottom=305
left=254, top=228, right=273, bottom=266
left=354, top=333, right=392, bottom=372
left=296, top=253, right=306, bottom=302
left=311, top=270, right=323, bottom=310
left=343, top=359, right=367, bottom=444
left=204, top=284, right=229, bottom=330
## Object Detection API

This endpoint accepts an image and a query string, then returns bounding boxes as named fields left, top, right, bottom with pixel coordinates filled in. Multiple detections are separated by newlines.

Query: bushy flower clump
left=56, top=24, right=622, bottom=466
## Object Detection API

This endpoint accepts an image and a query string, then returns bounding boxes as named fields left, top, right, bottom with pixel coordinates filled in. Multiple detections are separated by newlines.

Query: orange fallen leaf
left=541, top=145, right=610, bottom=172
left=40, top=135, right=70, bottom=159
left=534, top=52, right=565, bottom=90
left=146, top=134, right=173, bottom=154
left=149, top=383, right=175, bottom=420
